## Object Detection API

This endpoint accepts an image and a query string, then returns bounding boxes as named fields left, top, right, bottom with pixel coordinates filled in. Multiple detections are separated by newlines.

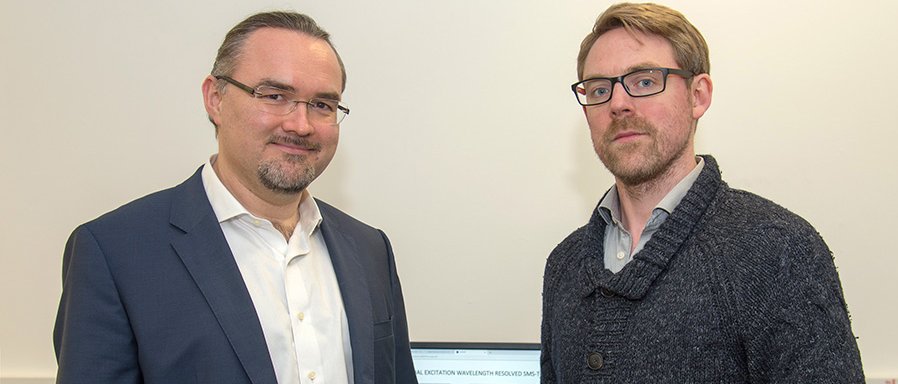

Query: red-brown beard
left=594, top=116, right=690, bottom=187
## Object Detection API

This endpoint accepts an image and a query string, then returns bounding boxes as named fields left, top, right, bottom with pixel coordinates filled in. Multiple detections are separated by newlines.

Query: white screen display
left=412, top=343, right=540, bottom=384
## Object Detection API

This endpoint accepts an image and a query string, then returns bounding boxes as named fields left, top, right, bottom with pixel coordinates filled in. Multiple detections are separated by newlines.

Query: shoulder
left=316, top=199, right=380, bottom=233
left=78, top=169, right=205, bottom=240
left=703, top=186, right=845, bottom=317
left=544, top=224, right=591, bottom=293
left=698, top=185, right=837, bottom=299
left=708, top=186, right=823, bottom=246
left=548, top=225, right=590, bottom=265
left=315, top=199, right=392, bottom=249
left=699, top=186, right=834, bottom=280
left=692, top=157, right=827, bottom=261
left=691, top=155, right=818, bottom=239
left=81, top=186, right=177, bottom=234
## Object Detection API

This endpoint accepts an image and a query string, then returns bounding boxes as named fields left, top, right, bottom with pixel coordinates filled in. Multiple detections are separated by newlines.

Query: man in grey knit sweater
left=541, top=3, right=864, bottom=383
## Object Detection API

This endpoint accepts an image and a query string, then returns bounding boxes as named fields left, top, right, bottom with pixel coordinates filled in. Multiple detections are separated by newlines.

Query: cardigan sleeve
left=734, top=225, right=864, bottom=383
left=540, top=267, right=558, bottom=384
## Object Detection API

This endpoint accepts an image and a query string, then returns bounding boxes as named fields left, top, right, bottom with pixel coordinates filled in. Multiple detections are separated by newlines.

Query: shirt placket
left=285, top=233, right=323, bottom=384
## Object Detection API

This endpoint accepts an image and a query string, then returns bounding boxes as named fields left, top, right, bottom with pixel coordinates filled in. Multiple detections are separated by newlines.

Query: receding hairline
left=211, top=12, right=347, bottom=91
left=221, top=27, right=345, bottom=92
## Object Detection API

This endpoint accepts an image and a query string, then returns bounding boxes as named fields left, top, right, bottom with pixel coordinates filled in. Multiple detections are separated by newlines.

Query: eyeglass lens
left=252, top=86, right=345, bottom=124
left=575, top=69, right=670, bottom=105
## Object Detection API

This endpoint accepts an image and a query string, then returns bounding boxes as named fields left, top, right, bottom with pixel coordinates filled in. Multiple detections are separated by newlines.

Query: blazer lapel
left=169, top=167, right=278, bottom=384
left=319, top=206, right=374, bottom=384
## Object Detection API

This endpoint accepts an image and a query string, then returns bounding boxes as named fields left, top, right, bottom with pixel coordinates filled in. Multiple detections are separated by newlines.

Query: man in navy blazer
left=54, top=11, right=417, bottom=384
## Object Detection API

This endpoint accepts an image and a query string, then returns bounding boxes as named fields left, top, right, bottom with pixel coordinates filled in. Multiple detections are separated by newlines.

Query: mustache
left=606, top=117, right=654, bottom=141
left=268, top=135, right=321, bottom=151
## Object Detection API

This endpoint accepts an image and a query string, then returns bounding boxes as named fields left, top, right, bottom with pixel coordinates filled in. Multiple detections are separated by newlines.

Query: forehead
left=234, top=28, right=342, bottom=94
left=583, top=28, right=678, bottom=77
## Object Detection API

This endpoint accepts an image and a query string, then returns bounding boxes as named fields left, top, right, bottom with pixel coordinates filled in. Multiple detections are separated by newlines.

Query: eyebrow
left=314, top=91, right=342, bottom=102
left=255, top=78, right=342, bottom=101
left=585, top=62, right=663, bottom=79
left=256, top=78, right=295, bottom=92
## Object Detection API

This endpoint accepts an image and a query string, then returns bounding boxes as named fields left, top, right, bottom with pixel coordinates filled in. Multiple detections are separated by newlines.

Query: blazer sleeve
left=54, top=225, right=142, bottom=384
left=380, top=229, right=418, bottom=383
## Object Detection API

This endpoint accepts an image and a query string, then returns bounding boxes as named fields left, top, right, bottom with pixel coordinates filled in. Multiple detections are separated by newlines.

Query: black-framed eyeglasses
left=571, top=67, right=695, bottom=106
left=215, top=75, right=350, bottom=124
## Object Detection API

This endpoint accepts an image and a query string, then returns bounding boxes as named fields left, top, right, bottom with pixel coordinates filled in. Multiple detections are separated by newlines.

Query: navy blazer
left=54, top=167, right=417, bottom=384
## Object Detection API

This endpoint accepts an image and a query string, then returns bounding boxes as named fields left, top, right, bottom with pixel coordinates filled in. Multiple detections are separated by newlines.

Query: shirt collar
left=297, top=186, right=323, bottom=239
left=598, top=184, right=622, bottom=225
left=656, top=156, right=705, bottom=214
left=201, top=155, right=323, bottom=236
left=598, top=157, right=705, bottom=225
left=202, top=155, right=247, bottom=223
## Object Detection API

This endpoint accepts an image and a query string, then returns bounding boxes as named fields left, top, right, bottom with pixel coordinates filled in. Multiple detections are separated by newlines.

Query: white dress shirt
left=201, top=156, right=353, bottom=384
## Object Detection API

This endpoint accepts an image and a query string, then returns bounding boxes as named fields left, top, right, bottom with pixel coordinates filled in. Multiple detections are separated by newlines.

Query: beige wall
left=2, top=0, right=896, bottom=379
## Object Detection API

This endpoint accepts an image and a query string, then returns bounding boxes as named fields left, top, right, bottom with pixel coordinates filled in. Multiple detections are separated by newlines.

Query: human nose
left=281, top=101, right=315, bottom=135
left=608, top=81, right=635, bottom=118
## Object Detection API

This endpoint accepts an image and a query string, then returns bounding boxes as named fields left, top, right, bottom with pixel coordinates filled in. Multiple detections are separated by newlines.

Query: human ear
left=201, top=75, right=223, bottom=127
left=690, top=74, right=713, bottom=120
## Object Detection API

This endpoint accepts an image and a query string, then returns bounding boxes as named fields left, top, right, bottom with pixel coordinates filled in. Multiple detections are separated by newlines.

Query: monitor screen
left=411, top=342, right=541, bottom=384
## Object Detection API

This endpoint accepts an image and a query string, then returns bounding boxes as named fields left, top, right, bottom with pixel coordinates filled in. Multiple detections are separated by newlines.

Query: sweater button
left=600, top=287, right=615, bottom=298
left=587, top=352, right=604, bottom=370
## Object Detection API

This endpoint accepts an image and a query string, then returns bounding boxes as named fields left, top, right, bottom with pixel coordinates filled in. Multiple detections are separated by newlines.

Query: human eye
left=630, top=76, right=656, bottom=89
left=583, top=80, right=612, bottom=101
left=627, top=70, right=662, bottom=90
left=638, top=78, right=656, bottom=87
left=254, top=87, right=291, bottom=104
left=308, top=99, right=338, bottom=114
left=582, top=80, right=609, bottom=96
left=591, top=86, right=611, bottom=96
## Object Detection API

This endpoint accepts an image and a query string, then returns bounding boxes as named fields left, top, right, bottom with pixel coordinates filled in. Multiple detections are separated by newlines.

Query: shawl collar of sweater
left=576, top=154, right=724, bottom=300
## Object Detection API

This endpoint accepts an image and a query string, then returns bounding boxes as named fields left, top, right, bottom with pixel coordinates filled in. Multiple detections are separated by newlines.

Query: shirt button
left=297, top=312, right=305, bottom=321
left=587, top=352, right=604, bottom=370
left=616, top=251, right=626, bottom=260
left=307, top=371, right=317, bottom=380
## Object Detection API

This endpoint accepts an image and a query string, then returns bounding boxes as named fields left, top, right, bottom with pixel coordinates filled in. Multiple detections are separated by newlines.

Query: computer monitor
left=411, top=342, right=541, bottom=384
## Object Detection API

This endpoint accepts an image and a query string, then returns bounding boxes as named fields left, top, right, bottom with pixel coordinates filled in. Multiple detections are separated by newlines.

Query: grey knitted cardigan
left=541, top=155, right=863, bottom=383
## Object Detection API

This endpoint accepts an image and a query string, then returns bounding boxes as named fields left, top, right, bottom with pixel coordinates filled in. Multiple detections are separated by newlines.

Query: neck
left=212, top=160, right=302, bottom=239
left=615, top=155, right=698, bottom=238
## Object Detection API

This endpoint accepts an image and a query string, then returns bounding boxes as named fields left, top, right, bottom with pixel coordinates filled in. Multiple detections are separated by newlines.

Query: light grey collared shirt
left=598, top=157, right=705, bottom=273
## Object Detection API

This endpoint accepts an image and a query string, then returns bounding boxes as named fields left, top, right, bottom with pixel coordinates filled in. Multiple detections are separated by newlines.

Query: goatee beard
left=257, top=135, right=320, bottom=194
